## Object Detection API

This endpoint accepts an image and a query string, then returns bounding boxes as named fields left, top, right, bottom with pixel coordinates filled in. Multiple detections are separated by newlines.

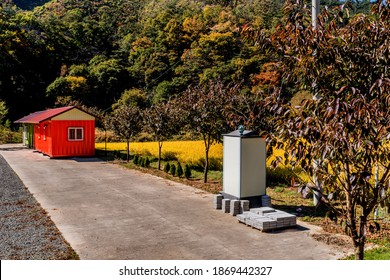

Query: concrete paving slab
left=0, top=144, right=345, bottom=260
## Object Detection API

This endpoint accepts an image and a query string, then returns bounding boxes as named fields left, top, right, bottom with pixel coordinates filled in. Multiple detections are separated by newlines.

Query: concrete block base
left=214, top=194, right=296, bottom=232
left=236, top=207, right=296, bottom=232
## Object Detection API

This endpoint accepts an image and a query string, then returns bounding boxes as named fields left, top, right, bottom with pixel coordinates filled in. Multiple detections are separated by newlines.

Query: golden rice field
left=95, top=141, right=223, bottom=164
left=95, top=140, right=286, bottom=167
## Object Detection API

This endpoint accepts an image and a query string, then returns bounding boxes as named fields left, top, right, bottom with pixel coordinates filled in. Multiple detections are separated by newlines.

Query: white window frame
left=68, top=127, right=84, bottom=141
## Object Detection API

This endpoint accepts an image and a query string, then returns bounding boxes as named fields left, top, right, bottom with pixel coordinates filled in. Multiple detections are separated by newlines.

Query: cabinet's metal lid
left=223, top=130, right=259, bottom=137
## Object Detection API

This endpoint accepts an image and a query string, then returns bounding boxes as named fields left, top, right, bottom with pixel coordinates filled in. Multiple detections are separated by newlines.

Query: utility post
left=312, top=0, right=320, bottom=29
left=312, top=0, right=322, bottom=207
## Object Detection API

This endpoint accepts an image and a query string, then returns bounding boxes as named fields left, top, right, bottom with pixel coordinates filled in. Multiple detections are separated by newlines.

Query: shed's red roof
left=15, top=106, right=75, bottom=124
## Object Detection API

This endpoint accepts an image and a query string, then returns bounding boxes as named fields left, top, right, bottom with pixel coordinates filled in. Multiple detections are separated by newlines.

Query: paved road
left=0, top=144, right=345, bottom=260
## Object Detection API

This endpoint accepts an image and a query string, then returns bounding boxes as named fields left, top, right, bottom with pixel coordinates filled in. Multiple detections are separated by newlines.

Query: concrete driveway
left=0, top=144, right=345, bottom=260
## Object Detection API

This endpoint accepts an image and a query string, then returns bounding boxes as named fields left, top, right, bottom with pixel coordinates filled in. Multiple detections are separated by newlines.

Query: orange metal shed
left=15, top=106, right=95, bottom=158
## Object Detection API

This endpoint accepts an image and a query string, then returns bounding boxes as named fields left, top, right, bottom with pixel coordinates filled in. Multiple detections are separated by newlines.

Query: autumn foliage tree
left=175, top=80, right=239, bottom=183
left=109, top=105, right=142, bottom=161
left=223, top=87, right=280, bottom=136
left=143, top=101, right=181, bottom=170
left=267, top=1, right=390, bottom=259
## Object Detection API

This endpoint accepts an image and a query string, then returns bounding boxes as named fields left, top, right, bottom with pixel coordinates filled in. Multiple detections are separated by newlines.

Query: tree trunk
left=203, top=137, right=210, bottom=183
left=104, top=128, right=107, bottom=157
left=204, top=147, right=209, bottom=183
left=158, top=141, right=163, bottom=170
left=354, top=216, right=367, bottom=260
left=355, top=242, right=365, bottom=260
left=126, top=139, right=130, bottom=162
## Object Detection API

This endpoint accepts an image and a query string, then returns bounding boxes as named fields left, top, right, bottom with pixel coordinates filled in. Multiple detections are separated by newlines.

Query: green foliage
left=133, top=155, right=139, bottom=165
left=46, top=56, right=129, bottom=109
left=344, top=246, right=390, bottom=260
left=0, top=4, right=56, bottom=121
left=145, top=157, right=151, bottom=168
left=184, top=164, right=192, bottom=179
left=0, top=126, right=22, bottom=144
left=0, top=99, right=20, bottom=144
left=153, top=81, right=176, bottom=103
left=266, top=167, right=298, bottom=187
left=87, top=57, right=129, bottom=108
left=113, top=88, right=148, bottom=110
left=193, top=157, right=222, bottom=171
left=112, top=150, right=121, bottom=159
left=176, top=162, right=183, bottom=177
left=140, top=157, right=146, bottom=167
left=169, top=163, right=176, bottom=176
left=162, top=151, right=178, bottom=161
left=164, top=162, right=171, bottom=173
left=0, top=99, right=8, bottom=125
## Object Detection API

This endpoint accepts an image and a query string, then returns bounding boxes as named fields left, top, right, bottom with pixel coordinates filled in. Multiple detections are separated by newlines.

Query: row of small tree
left=106, top=80, right=270, bottom=184
left=163, top=162, right=192, bottom=179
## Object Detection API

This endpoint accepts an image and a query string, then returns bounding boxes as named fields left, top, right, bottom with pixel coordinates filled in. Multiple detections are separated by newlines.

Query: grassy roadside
left=266, top=185, right=390, bottom=260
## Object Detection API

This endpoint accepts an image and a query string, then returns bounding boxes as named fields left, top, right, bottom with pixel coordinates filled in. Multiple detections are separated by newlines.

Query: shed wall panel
left=51, top=120, right=95, bottom=157
left=33, top=121, right=53, bottom=157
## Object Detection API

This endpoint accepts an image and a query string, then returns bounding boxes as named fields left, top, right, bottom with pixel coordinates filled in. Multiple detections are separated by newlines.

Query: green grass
left=363, top=247, right=390, bottom=260
left=364, top=236, right=390, bottom=260
left=190, top=169, right=222, bottom=181
left=344, top=246, right=390, bottom=260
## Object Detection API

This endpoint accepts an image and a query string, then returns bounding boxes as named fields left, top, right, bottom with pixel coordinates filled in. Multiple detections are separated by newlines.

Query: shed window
left=68, top=127, right=84, bottom=141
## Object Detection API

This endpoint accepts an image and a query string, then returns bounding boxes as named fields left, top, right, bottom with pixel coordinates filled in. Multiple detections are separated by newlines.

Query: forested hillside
left=0, top=0, right=372, bottom=121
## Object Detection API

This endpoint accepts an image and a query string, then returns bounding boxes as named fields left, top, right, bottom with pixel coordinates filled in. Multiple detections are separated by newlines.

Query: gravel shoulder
left=0, top=153, right=78, bottom=260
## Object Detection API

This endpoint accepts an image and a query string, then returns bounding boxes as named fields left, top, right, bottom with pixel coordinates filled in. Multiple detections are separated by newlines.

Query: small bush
left=0, top=126, right=22, bottom=144
left=184, top=164, right=192, bottom=179
left=145, top=157, right=150, bottom=168
left=170, top=164, right=176, bottom=176
left=164, top=162, right=171, bottom=173
left=266, top=167, right=298, bottom=187
left=139, top=157, right=145, bottom=167
left=133, top=155, right=139, bottom=165
left=112, top=150, right=127, bottom=160
left=176, top=162, right=183, bottom=177
left=162, top=151, right=178, bottom=161
left=139, top=148, right=152, bottom=156
left=193, top=157, right=222, bottom=171
left=113, top=150, right=120, bottom=159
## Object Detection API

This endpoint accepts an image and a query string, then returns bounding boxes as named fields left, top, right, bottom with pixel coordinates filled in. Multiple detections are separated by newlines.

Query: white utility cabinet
left=222, top=130, right=266, bottom=204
